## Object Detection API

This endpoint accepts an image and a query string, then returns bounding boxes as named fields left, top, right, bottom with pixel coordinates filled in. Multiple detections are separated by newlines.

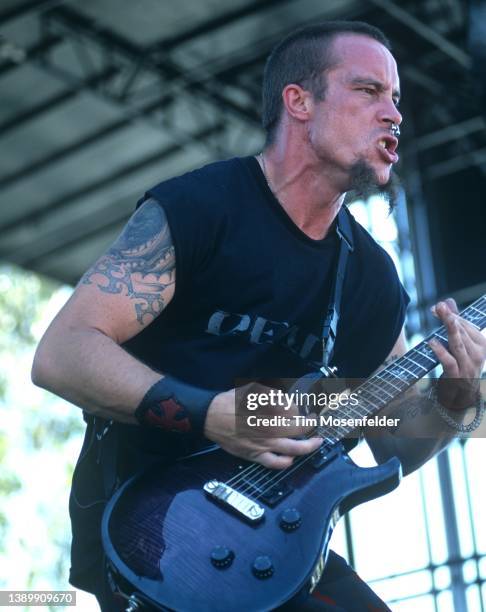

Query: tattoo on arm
left=382, top=354, right=400, bottom=367
left=386, top=395, right=432, bottom=433
left=81, top=198, right=175, bottom=325
left=379, top=354, right=433, bottom=433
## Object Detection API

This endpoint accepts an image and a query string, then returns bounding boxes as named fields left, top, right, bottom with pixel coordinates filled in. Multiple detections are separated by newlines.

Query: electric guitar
left=102, top=295, right=485, bottom=611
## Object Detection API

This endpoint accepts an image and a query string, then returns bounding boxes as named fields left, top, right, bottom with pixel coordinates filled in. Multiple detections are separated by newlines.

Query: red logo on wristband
left=144, top=397, right=192, bottom=433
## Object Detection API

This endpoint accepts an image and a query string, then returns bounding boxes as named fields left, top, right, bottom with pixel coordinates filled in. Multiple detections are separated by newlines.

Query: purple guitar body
left=103, top=444, right=400, bottom=611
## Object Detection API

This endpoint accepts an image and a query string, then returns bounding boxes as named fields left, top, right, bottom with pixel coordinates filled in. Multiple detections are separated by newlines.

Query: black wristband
left=135, top=376, right=219, bottom=436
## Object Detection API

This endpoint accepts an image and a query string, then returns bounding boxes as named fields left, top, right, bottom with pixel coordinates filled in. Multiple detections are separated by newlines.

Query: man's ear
left=281, top=84, right=313, bottom=123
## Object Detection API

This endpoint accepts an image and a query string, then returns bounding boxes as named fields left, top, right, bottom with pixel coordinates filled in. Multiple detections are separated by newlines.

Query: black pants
left=92, top=551, right=391, bottom=612
left=289, top=551, right=391, bottom=611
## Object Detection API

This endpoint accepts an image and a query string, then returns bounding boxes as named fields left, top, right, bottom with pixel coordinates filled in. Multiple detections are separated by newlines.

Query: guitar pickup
left=311, top=444, right=340, bottom=470
left=259, top=482, right=293, bottom=507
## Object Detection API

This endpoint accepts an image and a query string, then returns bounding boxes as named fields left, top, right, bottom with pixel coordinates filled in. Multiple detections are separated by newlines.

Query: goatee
left=345, top=159, right=401, bottom=211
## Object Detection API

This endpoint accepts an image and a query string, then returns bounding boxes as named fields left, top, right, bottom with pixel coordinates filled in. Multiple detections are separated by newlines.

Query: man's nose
left=379, top=99, right=402, bottom=127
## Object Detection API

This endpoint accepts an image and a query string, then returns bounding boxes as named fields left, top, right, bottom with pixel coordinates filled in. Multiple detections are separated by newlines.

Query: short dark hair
left=261, top=21, right=391, bottom=145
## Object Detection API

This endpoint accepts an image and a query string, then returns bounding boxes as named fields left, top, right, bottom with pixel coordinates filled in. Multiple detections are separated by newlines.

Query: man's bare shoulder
left=77, top=198, right=176, bottom=338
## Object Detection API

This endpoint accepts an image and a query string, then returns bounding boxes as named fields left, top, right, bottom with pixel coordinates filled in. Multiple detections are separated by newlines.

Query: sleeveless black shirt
left=125, top=156, right=408, bottom=383
left=69, top=156, right=409, bottom=591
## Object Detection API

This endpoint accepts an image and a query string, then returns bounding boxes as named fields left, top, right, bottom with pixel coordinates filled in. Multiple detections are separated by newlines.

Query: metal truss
left=365, top=0, right=486, bottom=179
left=0, top=31, right=61, bottom=78
left=400, top=63, right=486, bottom=179
left=20, top=0, right=481, bottom=200
left=0, top=0, right=370, bottom=244
left=0, top=0, right=63, bottom=26
left=0, top=0, right=300, bottom=143
left=368, top=0, right=471, bottom=68
left=0, top=66, right=117, bottom=137
left=1, top=123, right=226, bottom=269
left=0, top=1, right=304, bottom=256
left=0, top=3, right=285, bottom=204
left=1, top=0, right=485, bottom=262
left=41, top=6, right=260, bottom=119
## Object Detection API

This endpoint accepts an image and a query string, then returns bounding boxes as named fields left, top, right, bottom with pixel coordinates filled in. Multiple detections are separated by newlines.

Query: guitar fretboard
left=317, top=294, right=486, bottom=446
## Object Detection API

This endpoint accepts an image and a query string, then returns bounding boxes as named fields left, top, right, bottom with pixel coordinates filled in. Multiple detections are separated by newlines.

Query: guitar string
left=223, top=299, right=486, bottom=497
left=232, top=382, right=404, bottom=498
left=251, top=303, right=486, bottom=497
left=239, top=392, right=389, bottom=497
left=224, top=410, right=351, bottom=494
left=230, top=395, right=370, bottom=496
left=223, top=397, right=360, bottom=491
left=223, top=369, right=396, bottom=494
left=248, top=373, right=427, bottom=497
left=229, top=349, right=428, bottom=496
left=246, top=310, right=481, bottom=498
left=236, top=384, right=403, bottom=496
left=223, top=399, right=361, bottom=493
left=227, top=300, right=486, bottom=497
left=227, top=348, right=422, bottom=495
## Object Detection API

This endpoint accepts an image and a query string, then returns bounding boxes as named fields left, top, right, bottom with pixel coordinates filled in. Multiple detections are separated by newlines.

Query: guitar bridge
left=203, top=480, right=265, bottom=523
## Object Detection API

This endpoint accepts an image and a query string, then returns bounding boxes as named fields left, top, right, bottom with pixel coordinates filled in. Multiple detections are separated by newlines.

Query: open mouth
left=377, top=135, right=399, bottom=164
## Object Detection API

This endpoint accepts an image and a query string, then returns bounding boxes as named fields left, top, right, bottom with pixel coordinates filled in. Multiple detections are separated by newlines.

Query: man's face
left=306, top=34, right=402, bottom=190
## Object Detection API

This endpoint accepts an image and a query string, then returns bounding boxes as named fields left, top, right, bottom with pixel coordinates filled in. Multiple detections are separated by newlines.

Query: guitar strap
left=321, top=205, right=354, bottom=371
left=87, top=415, right=119, bottom=499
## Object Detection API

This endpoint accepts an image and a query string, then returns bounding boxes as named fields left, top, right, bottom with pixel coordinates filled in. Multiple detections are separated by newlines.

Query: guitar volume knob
left=210, top=546, right=234, bottom=569
left=280, top=508, right=302, bottom=531
left=252, top=555, right=274, bottom=579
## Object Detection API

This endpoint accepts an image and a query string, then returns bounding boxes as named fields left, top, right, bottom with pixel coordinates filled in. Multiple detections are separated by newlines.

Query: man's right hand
left=204, top=388, right=322, bottom=469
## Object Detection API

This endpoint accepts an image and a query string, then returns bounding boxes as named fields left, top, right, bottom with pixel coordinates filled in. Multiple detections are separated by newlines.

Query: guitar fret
left=361, top=385, right=385, bottom=403
left=316, top=294, right=486, bottom=446
left=355, top=391, right=378, bottom=412
left=394, top=361, right=418, bottom=378
left=353, top=401, right=375, bottom=419
left=414, top=346, right=437, bottom=365
left=466, top=299, right=485, bottom=316
left=358, top=387, right=385, bottom=408
left=434, top=332, right=447, bottom=342
left=376, top=372, right=402, bottom=394
left=363, top=400, right=381, bottom=415
left=327, top=423, right=344, bottom=437
left=367, top=379, right=394, bottom=400
left=468, top=305, right=483, bottom=316
left=340, top=403, right=362, bottom=419
left=402, top=355, right=428, bottom=372
left=382, top=371, right=409, bottom=390
left=334, top=424, right=350, bottom=437
left=463, top=310, right=482, bottom=329
left=386, top=380, right=404, bottom=394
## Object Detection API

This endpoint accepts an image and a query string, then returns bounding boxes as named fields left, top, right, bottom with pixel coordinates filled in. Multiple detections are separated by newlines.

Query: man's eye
left=359, top=87, right=376, bottom=96
left=393, top=99, right=400, bottom=108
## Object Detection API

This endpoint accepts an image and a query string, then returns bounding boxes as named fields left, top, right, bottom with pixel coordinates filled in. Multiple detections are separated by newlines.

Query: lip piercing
left=391, top=124, right=400, bottom=137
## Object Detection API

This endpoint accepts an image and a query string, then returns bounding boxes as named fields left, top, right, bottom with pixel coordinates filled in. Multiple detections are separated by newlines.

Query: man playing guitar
left=32, top=20, right=486, bottom=611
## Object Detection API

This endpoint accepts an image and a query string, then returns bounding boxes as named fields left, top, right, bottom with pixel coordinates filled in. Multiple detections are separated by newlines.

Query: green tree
left=0, top=264, right=82, bottom=595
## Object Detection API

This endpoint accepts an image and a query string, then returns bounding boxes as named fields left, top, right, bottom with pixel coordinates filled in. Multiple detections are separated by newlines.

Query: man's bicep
left=66, top=198, right=176, bottom=343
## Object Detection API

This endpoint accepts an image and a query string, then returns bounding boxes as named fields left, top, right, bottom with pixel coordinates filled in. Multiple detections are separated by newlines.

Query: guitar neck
left=322, top=294, right=486, bottom=442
